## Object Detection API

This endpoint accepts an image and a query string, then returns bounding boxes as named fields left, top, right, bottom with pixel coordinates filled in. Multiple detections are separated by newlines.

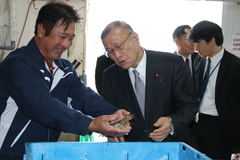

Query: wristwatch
left=167, top=116, right=174, bottom=135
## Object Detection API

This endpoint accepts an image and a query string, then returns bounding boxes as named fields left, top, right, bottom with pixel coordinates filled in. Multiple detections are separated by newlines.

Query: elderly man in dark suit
left=189, top=20, right=240, bottom=160
left=100, top=20, right=198, bottom=149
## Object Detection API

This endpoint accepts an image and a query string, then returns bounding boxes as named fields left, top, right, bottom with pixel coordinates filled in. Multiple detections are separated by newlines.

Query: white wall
left=222, top=2, right=240, bottom=57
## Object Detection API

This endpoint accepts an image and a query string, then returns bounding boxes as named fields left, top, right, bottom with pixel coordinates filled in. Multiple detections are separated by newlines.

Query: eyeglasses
left=104, top=32, right=133, bottom=58
left=179, top=38, right=193, bottom=43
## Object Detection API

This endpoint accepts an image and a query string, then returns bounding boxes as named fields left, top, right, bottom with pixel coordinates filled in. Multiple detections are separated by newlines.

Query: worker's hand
left=88, top=109, right=131, bottom=136
left=149, top=117, right=171, bottom=142
left=107, top=135, right=125, bottom=142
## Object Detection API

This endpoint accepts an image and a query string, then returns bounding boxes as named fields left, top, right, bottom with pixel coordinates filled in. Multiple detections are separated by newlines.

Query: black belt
left=199, top=113, right=219, bottom=117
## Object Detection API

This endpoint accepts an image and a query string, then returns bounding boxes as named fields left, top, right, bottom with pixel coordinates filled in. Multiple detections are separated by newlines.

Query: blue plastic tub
left=24, top=142, right=211, bottom=160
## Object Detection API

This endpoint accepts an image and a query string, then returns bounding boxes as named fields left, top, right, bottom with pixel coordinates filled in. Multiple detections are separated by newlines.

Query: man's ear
left=210, top=37, right=216, bottom=45
left=175, top=38, right=181, bottom=47
left=37, top=23, right=45, bottom=37
left=131, top=32, right=140, bottom=44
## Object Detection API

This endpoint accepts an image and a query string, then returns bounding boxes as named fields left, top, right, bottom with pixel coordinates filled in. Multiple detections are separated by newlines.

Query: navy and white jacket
left=0, top=38, right=118, bottom=160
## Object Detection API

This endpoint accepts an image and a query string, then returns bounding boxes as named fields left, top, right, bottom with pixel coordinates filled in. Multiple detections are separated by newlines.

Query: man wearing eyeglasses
left=100, top=21, right=198, bottom=149
left=172, top=25, right=200, bottom=77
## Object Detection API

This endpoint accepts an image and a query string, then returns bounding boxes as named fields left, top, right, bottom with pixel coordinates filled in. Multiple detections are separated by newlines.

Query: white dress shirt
left=176, top=52, right=193, bottom=75
left=128, top=49, right=146, bottom=91
left=200, top=48, right=224, bottom=116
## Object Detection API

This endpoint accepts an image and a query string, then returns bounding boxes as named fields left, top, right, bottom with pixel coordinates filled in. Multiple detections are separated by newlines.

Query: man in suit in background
left=189, top=20, right=240, bottom=160
left=100, top=20, right=198, bottom=148
left=95, top=55, right=115, bottom=95
left=172, top=25, right=200, bottom=76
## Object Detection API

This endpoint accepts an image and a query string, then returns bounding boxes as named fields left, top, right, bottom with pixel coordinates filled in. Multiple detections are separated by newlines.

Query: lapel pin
left=156, top=73, right=162, bottom=82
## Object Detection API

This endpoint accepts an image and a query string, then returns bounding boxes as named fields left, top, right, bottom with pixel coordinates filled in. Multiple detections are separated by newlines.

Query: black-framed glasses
left=104, top=32, right=133, bottom=58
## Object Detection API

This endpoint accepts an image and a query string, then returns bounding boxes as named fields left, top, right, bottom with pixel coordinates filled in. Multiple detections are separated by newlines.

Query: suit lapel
left=216, top=50, right=229, bottom=90
left=194, top=56, right=206, bottom=95
left=145, top=52, right=162, bottom=119
left=116, top=68, right=144, bottom=119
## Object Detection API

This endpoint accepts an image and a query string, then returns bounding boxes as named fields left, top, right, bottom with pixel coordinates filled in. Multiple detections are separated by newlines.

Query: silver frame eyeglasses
left=179, top=38, right=193, bottom=43
left=104, top=32, right=133, bottom=58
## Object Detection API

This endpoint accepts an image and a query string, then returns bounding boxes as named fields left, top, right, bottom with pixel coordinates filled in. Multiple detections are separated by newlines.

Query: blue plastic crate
left=24, top=142, right=211, bottom=160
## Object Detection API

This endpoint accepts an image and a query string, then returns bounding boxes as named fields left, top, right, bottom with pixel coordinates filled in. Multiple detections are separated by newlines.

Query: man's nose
left=113, top=50, right=122, bottom=58
left=62, top=39, right=72, bottom=48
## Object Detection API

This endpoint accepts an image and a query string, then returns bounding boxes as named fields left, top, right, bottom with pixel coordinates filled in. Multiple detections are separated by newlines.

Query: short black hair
left=34, top=2, right=81, bottom=36
left=188, top=20, right=223, bottom=46
left=172, top=25, right=191, bottom=40
left=101, top=21, right=134, bottom=40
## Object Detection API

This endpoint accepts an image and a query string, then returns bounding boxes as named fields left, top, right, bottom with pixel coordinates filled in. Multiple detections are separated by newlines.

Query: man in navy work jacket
left=0, top=2, right=130, bottom=160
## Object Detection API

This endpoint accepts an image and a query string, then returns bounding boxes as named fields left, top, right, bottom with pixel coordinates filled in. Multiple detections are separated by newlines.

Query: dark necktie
left=133, top=70, right=145, bottom=117
left=198, top=58, right=211, bottom=106
left=185, top=58, right=190, bottom=71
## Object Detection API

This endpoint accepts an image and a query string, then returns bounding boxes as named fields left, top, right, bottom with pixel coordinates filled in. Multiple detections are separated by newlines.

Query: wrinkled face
left=194, top=39, right=215, bottom=58
left=102, top=28, right=143, bottom=69
left=176, top=28, right=195, bottom=57
left=37, top=22, right=76, bottom=62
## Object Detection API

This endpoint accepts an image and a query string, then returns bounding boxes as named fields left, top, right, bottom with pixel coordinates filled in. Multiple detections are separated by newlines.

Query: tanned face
left=35, top=21, right=76, bottom=62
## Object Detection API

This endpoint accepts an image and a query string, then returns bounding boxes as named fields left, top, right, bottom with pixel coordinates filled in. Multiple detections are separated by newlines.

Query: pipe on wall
left=0, top=0, right=16, bottom=50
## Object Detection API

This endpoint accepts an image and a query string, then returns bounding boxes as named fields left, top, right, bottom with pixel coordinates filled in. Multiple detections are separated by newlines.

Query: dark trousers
left=193, top=113, right=232, bottom=160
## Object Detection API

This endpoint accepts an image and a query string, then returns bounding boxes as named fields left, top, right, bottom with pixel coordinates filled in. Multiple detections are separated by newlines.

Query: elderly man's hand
left=149, top=117, right=171, bottom=142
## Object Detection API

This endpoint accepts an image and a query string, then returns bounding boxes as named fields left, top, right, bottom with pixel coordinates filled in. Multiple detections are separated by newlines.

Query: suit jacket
left=173, top=51, right=200, bottom=78
left=102, top=50, right=198, bottom=147
left=95, top=55, right=115, bottom=94
left=194, top=49, right=240, bottom=147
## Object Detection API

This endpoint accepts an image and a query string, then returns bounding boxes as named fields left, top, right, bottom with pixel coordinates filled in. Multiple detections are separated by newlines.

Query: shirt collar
left=129, top=48, right=146, bottom=78
left=176, top=51, right=192, bottom=61
left=208, top=47, right=224, bottom=66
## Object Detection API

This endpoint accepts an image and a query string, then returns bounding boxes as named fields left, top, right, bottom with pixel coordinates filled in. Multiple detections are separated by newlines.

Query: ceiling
left=205, top=0, right=240, bottom=1
left=184, top=0, right=240, bottom=1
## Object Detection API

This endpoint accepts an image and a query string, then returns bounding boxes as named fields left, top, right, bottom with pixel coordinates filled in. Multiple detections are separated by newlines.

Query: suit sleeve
left=170, top=56, right=198, bottom=136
